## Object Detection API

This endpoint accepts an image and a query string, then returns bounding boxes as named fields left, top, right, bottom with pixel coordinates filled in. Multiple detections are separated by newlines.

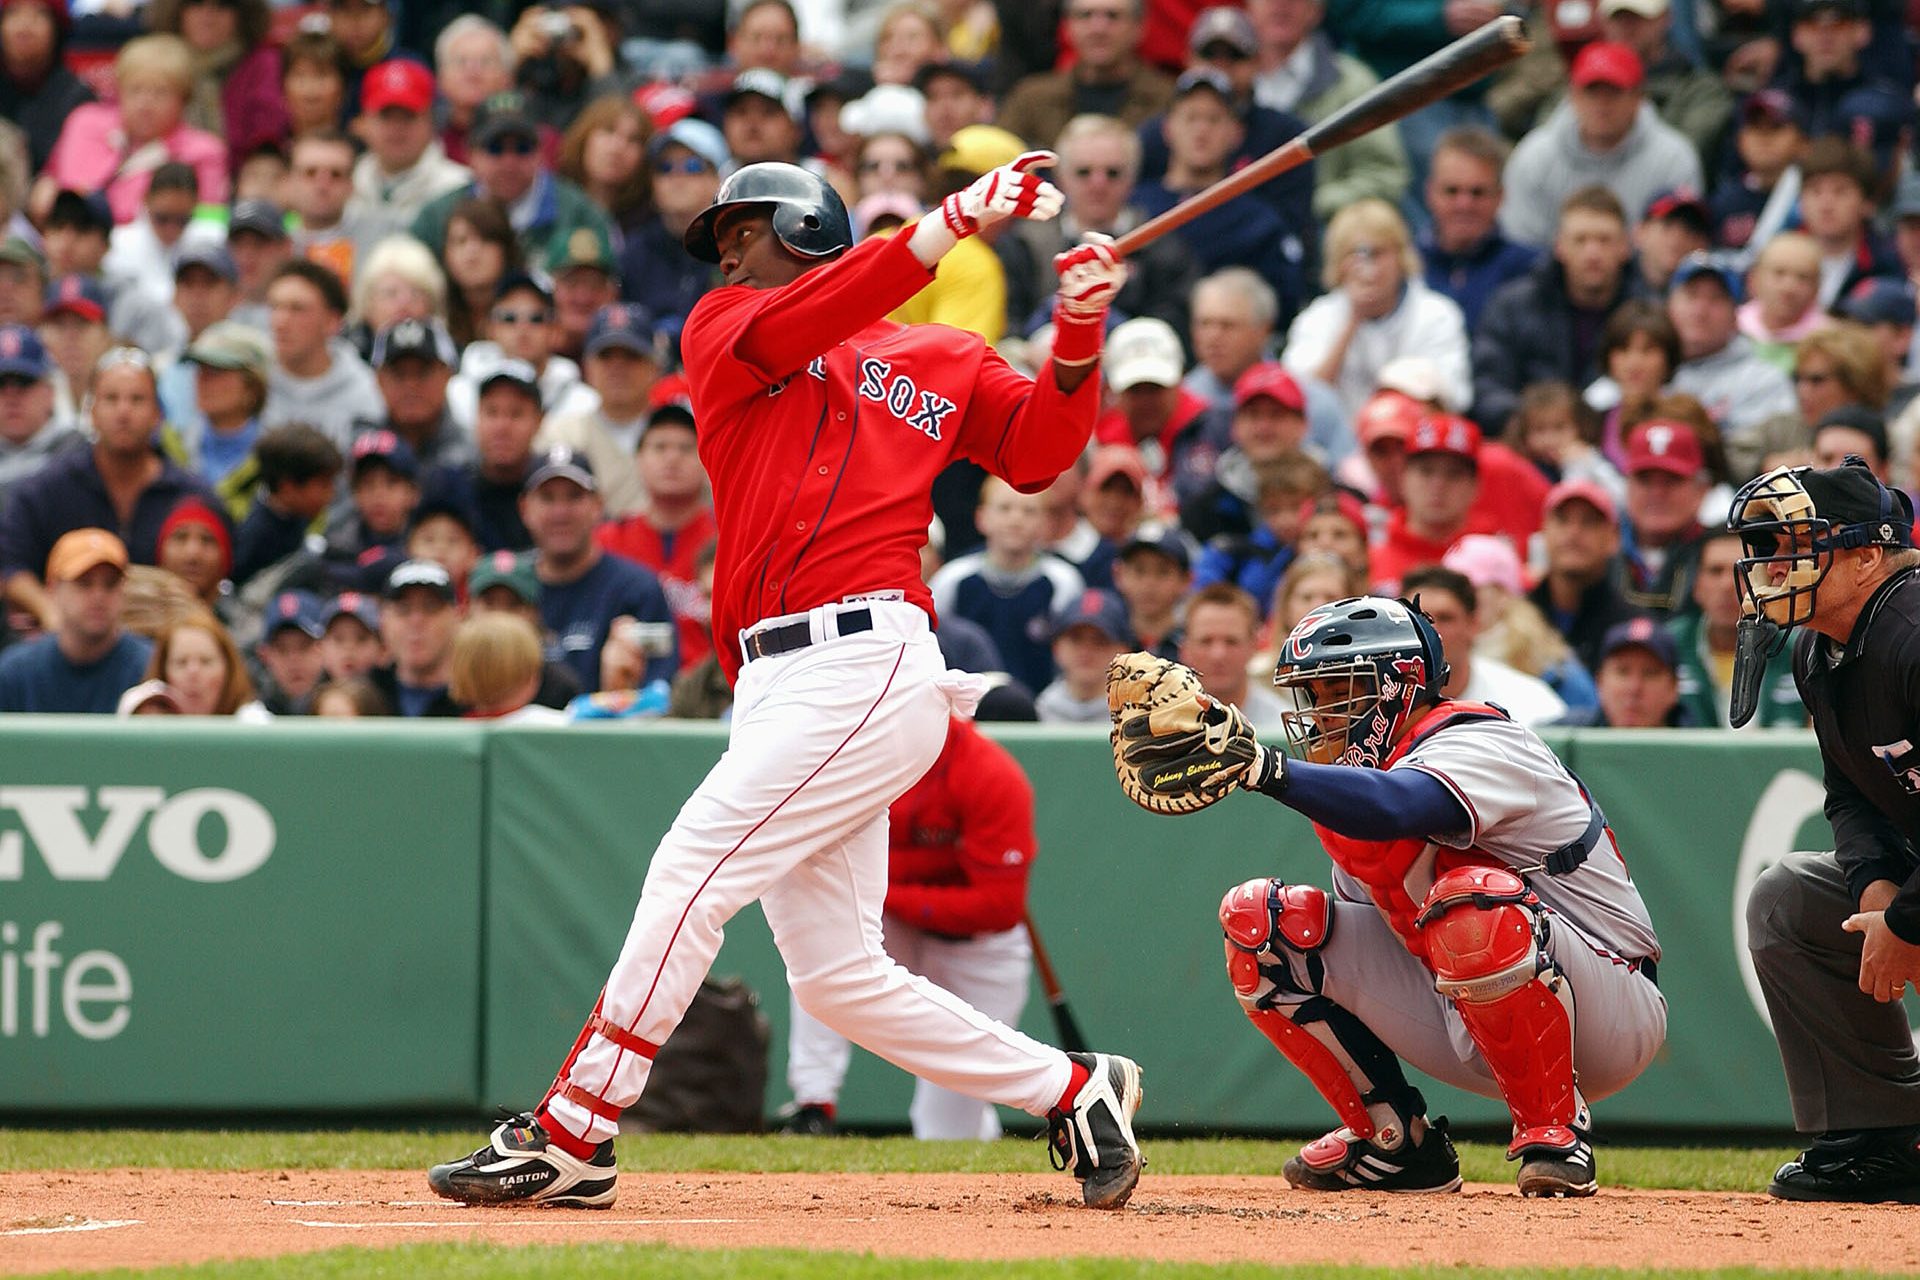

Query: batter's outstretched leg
left=1219, top=878, right=1461, bottom=1193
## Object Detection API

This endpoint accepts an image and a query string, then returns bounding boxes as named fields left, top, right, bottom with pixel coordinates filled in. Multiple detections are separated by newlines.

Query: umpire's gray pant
left=1746, top=851, right=1920, bottom=1132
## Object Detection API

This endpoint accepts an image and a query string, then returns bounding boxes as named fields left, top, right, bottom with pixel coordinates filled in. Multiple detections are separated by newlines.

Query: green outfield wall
left=0, top=718, right=1873, bottom=1133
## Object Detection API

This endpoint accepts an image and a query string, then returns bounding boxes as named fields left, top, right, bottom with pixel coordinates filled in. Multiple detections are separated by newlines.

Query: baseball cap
left=634, top=81, right=698, bottom=130
left=525, top=445, right=597, bottom=493
left=644, top=401, right=696, bottom=435
left=1570, top=40, right=1644, bottom=90
left=1669, top=251, right=1742, bottom=302
left=937, top=125, right=1026, bottom=177
left=469, top=549, right=540, bottom=604
left=1356, top=389, right=1424, bottom=446
left=362, top=58, right=434, bottom=114
left=841, top=84, right=929, bottom=145
left=725, top=68, right=797, bottom=118
left=1407, top=413, right=1481, bottom=464
left=43, top=275, right=106, bottom=324
left=1172, top=66, right=1236, bottom=105
left=472, top=90, right=539, bottom=147
left=1104, top=317, right=1184, bottom=391
left=372, top=316, right=457, bottom=369
left=46, top=527, right=129, bottom=583
left=350, top=429, right=420, bottom=480
left=585, top=303, right=659, bottom=358
left=1443, top=533, right=1525, bottom=596
left=227, top=199, right=289, bottom=241
left=1376, top=356, right=1458, bottom=412
left=552, top=227, right=616, bottom=277
left=385, top=557, right=456, bottom=602
left=913, top=60, right=988, bottom=94
left=479, top=358, right=543, bottom=406
left=1624, top=419, right=1703, bottom=477
left=117, top=679, right=181, bottom=715
left=174, top=240, right=238, bottom=283
left=650, top=117, right=729, bottom=172
left=1795, top=0, right=1866, bottom=20
left=320, top=590, right=381, bottom=633
left=410, top=490, right=481, bottom=540
left=1118, top=530, right=1191, bottom=573
left=1051, top=587, right=1133, bottom=645
left=1232, top=361, right=1306, bottom=411
left=184, top=320, right=272, bottom=379
left=1812, top=404, right=1890, bottom=460
left=47, top=189, right=113, bottom=235
left=494, top=270, right=554, bottom=307
left=1598, top=615, right=1679, bottom=671
left=1189, top=6, right=1257, bottom=57
left=0, top=237, right=43, bottom=271
left=1741, top=88, right=1807, bottom=131
left=851, top=192, right=922, bottom=239
left=0, top=324, right=50, bottom=379
left=1644, top=187, right=1710, bottom=232
left=1799, top=455, right=1916, bottom=542
left=1599, top=0, right=1667, bottom=15
left=264, top=589, right=326, bottom=640
left=1837, top=277, right=1918, bottom=327
left=1544, top=476, right=1619, bottom=525
left=1298, top=488, right=1369, bottom=535
left=1086, top=444, right=1148, bottom=493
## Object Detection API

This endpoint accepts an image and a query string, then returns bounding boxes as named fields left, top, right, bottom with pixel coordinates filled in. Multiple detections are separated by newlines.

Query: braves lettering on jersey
left=680, top=232, right=1099, bottom=684
left=886, top=717, right=1037, bottom=937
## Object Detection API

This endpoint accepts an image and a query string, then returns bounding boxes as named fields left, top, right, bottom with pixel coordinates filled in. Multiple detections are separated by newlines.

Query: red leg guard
left=1418, top=866, right=1580, bottom=1157
left=1240, top=1006, right=1376, bottom=1139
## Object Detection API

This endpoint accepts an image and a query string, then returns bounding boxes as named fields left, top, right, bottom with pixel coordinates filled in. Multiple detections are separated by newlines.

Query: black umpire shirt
left=1795, top=564, right=1920, bottom=942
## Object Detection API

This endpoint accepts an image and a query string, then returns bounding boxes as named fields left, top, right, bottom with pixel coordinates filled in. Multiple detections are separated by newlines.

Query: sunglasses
left=491, top=309, right=551, bottom=325
left=1072, top=165, right=1125, bottom=180
left=653, top=156, right=710, bottom=175
left=481, top=136, right=538, bottom=157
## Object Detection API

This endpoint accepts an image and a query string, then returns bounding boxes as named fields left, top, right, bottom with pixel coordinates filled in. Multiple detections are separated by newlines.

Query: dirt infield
left=3, top=1169, right=1917, bottom=1275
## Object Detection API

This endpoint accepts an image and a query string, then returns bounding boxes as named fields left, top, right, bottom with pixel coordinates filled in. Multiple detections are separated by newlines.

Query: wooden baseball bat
left=1112, top=16, right=1531, bottom=259
left=1023, top=910, right=1091, bottom=1053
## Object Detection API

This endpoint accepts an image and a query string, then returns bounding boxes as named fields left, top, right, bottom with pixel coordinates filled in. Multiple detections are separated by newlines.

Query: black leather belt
left=742, top=608, right=872, bottom=663
left=1636, top=958, right=1658, bottom=987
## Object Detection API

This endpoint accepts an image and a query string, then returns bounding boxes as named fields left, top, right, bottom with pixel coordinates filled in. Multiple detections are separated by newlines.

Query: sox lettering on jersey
left=768, top=353, right=958, bottom=441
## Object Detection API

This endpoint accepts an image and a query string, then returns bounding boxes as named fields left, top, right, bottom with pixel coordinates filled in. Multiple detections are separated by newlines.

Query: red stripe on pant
left=542, top=642, right=910, bottom=1138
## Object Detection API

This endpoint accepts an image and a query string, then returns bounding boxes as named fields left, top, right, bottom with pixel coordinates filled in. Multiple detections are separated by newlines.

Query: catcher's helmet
left=1728, top=455, right=1914, bottom=630
left=682, top=163, right=853, bottom=264
left=1271, top=595, right=1448, bottom=768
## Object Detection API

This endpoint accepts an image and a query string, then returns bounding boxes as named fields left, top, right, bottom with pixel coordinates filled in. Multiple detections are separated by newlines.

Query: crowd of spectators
left=0, top=0, right=1914, bottom=730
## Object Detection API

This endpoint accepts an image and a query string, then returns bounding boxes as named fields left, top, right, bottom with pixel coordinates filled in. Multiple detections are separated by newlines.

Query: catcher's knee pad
left=1417, top=865, right=1582, bottom=1157
left=1219, top=877, right=1331, bottom=1010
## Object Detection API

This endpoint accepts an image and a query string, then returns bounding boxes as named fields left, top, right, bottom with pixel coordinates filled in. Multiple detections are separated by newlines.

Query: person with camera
left=595, top=401, right=715, bottom=676
left=510, top=4, right=622, bottom=134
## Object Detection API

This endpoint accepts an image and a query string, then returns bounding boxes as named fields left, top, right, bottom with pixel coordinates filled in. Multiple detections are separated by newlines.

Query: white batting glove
left=908, top=151, right=1061, bottom=268
left=1049, top=234, right=1129, bottom=367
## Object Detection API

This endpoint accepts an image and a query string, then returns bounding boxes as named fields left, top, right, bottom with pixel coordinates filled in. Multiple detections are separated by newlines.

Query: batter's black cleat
left=1768, top=1126, right=1920, bottom=1203
left=779, top=1103, right=838, bottom=1136
left=1514, top=1127, right=1598, bottom=1198
left=1046, top=1052, right=1145, bottom=1209
left=427, top=1112, right=618, bottom=1208
left=1284, top=1116, right=1462, bottom=1193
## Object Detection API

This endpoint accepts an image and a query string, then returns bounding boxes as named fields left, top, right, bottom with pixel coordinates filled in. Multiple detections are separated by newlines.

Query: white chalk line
left=2, top=1219, right=142, bottom=1237
left=266, top=1200, right=456, bottom=1208
left=295, top=1217, right=765, bottom=1230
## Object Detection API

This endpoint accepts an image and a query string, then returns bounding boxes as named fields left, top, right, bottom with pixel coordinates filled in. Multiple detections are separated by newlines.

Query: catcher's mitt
left=1107, top=652, right=1258, bottom=815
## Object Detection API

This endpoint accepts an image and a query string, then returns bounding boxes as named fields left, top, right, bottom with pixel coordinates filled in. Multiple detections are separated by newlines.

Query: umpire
left=1735, top=456, right=1920, bottom=1203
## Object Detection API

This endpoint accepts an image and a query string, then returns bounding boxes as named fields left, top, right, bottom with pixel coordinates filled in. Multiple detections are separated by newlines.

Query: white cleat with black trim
left=427, top=1112, right=618, bottom=1208
left=1046, top=1052, right=1145, bottom=1209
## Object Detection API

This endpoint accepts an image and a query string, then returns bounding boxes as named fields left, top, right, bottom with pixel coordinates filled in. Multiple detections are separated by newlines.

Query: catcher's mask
left=1272, top=596, right=1448, bottom=768
left=1728, top=455, right=1913, bottom=630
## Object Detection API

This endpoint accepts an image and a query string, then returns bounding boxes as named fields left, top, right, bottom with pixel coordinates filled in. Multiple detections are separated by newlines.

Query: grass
left=24, top=1243, right=1901, bottom=1280
left=0, top=1128, right=1799, bottom=1192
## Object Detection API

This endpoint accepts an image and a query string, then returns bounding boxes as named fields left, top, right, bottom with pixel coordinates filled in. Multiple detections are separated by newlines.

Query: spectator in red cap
left=1499, top=40, right=1701, bottom=249
left=146, top=0, right=287, bottom=176
left=1345, top=386, right=1423, bottom=507
left=351, top=58, right=472, bottom=241
left=1620, top=417, right=1710, bottom=614
left=1178, top=359, right=1309, bottom=542
left=0, top=0, right=92, bottom=174
left=1529, top=477, right=1645, bottom=674
left=1281, top=198, right=1470, bottom=423
left=1369, top=412, right=1486, bottom=594
left=155, top=495, right=234, bottom=611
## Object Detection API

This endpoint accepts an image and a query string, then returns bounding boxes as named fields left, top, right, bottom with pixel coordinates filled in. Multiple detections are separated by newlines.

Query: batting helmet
left=682, top=163, right=853, bottom=264
left=1271, top=596, right=1448, bottom=768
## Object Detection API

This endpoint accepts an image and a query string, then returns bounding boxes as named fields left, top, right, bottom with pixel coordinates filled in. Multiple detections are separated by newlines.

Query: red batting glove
left=1050, top=236, right=1128, bottom=366
left=939, top=150, right=1064, bottom=239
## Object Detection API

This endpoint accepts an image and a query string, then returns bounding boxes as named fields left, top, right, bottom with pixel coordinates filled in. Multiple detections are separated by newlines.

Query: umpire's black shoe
left=1769, top=1126, right=1920, bottom=1203
left=428, top=1112, right=618, bottom=1208
left=1284, top=1116, right=1462, bottom=1193
left=1046, top=1052, right=1145, bottom=1209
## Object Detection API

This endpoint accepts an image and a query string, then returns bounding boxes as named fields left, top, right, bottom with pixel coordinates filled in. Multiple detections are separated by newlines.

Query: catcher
left=1108, top=596, right=1666, bottom=1195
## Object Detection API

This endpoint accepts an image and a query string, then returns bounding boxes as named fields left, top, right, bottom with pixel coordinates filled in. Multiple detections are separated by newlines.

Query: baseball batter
left=1118, top=596, right=1665, bottom=1195
left=430, top=157, right=1145, bottom=1209
left=787, top=714, right=1039, bottom=1140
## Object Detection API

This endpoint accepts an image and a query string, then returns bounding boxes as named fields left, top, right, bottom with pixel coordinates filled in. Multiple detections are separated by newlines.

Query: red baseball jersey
left=596, top=508, right=720, bottom=671
left=885, top=717, right=1036, bottom=937
left=681, top=232, right=1101, bottom=684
